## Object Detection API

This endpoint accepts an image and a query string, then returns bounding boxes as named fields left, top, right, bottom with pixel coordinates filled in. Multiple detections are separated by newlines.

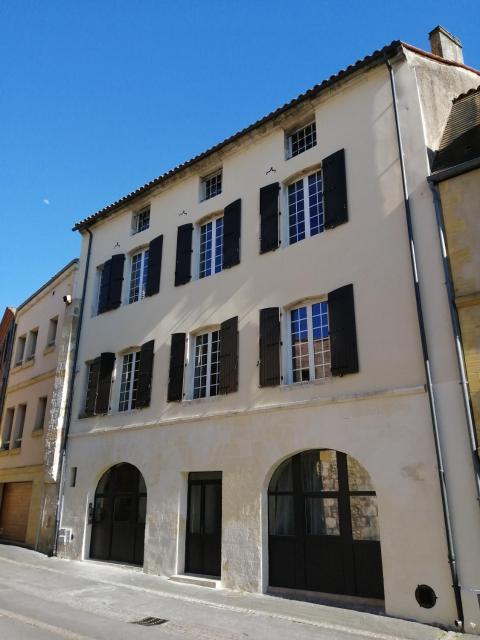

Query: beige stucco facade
left=58, top=44, right=480, bottom=631
left=0, top=261, right=78, bottom=553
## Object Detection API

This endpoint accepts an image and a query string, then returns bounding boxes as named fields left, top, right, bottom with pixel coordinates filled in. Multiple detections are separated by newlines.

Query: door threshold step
left=169, top=574, right=221, bottom=589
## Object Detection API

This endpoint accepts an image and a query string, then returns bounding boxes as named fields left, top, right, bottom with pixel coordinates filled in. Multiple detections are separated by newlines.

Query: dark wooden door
left=186, top=472, right=222, bottom=577
left=268, top=450, right=383, bottom=599
left=0, top=482, right=32, bottom=543
left=90, top=463, right=146, bottom=566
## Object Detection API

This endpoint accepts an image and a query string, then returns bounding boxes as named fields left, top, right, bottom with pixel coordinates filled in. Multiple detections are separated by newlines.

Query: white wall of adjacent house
left=60, top=49, right=480, bottom=630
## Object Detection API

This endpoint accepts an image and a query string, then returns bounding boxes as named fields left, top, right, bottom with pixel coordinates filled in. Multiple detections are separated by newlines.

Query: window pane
left=305, top=497, right=340, bottom=535
left=308, top=171, right=324, bottom=236
left=312, top=301, right=330, bottom=380
left=129, top=250, right=148, bottom=304
left=214, top=217, right=223, bottom=274
left=350, top=496, right=380, bottom=541
left=301, top=450, right=339, bottom=492
left=119, top=352, right=139, bottom=411
left=203, top=171, right=222, bottom=200
left=204, top=483, right=221, bottom=535
left=288, top=122, right=317, bottom=158
left=347, top=456, right=374, bottom=492
left=200, top=218, right=223, bottom=279
left=189, top=484, right=202, bottom=534
left=269, top=458, right=293, bottom=492
left=269, top=495, right=294, bottom=535
left=291, top=306, right=309, bottom=382
left=209, top=330, right=220, bottom=397
left=193, top=333, right=209, bottom=398
left=288, top=179, right=306, bottom=245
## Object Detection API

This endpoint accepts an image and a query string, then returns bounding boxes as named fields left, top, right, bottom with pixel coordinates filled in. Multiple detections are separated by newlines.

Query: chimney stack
left=429, top=26, right=464, bottom=63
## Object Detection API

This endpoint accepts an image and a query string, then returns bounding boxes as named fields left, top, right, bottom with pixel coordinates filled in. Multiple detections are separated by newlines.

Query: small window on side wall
left=286, top=121, right=317, bottom=159
left=132, top=207, right=150, bottom=234
left=15, top=336, right=26, bottom=366
left=34, top=397, right=47, bottom=431
left=201, top=169, right=222, bottom=201
left=47, top=317, right=58, bottom=347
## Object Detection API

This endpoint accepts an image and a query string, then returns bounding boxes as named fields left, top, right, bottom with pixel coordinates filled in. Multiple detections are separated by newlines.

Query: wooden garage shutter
left=95, top=352, right=115, bottom=414
left=328, top=284, right=358, bottom=376
left=84, top=357, right=101, bottom=417
left=323, top=149, right=348, bottom=229
left=0, top=482, right=32, bottom=543
left=260, top=182, right=280, bottom=253
left=168, top=333, right=186, bottom=401
left=222, top=199, right=241, bottom=269
left=175, top=224, right=193, bottom=286
left=259, top=307, right=281, bottom=387
left=136, top=340, right=155, bottom=408
left=145, top=235, right=163, bottom=297
left=219, top=316, right=238, bottom=394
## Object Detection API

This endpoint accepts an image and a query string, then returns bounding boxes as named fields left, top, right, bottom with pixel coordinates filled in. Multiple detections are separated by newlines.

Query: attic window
left=133, top=207, right=150, bottom=234
left=287, top=121, right=317, bottom=159
left=201, top=169, right=222, bottom=201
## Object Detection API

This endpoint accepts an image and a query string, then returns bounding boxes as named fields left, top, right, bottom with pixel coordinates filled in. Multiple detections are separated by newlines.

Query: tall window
left=290, top=301, right=330, bottom=383
left=132, top=207, right=150, bottom=234
left=287, top=121, right=317, bottom=158
left=288, top=170, right=324, bottom=245
left=26, top=329, right=38, bottom=360
left=119, top=352, right=140, bottom=411
left=193, top=331, right=220, bottom=398
left=1, top=408, right=15, bottom=450
left=201, top=169, right=222, bottom=201
left=47, top=317, right=58, bottom=347
left=129, top=250, right=149, bottom=303
left=34, top=397, right=48, bottom=431
left=199, top=217, right=223, bottom=279
left=12, top=404, right=26, bottom=449
left=15, top=336, right=26, bottom=366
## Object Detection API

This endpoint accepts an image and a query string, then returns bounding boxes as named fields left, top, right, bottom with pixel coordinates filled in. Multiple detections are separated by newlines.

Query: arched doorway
left=90, top=463, right=146, bottom=566
left=268, top=450, right=384, bottom=599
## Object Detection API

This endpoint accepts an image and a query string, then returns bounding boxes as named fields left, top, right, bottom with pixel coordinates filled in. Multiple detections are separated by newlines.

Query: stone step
left=169, top=574, right=220, bottom=589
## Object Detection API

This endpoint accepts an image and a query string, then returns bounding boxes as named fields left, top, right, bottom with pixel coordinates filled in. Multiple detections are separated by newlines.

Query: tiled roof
left=432, top=86, right=480, bottom=172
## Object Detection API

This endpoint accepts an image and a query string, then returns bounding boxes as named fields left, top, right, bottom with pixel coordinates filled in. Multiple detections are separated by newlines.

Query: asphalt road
left=0, top=545, right=470, bottom=640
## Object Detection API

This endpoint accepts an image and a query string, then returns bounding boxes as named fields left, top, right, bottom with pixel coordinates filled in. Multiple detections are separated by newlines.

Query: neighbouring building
left=58, top=28, right=480, bottom=631
left=0, top=260, right=78, bottom=553
left=0, top=308, right=16, bottom=420
left=429, top=85, right=480, bottom=451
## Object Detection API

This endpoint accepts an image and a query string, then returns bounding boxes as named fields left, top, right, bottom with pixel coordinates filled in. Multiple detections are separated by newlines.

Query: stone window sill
left=43, top=344, right=55, bottom=355
left=31, top=429, right=43, bottom=437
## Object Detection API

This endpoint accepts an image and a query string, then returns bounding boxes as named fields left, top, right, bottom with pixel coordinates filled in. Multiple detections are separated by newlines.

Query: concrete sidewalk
left=0, top=545, right=474, bottom=640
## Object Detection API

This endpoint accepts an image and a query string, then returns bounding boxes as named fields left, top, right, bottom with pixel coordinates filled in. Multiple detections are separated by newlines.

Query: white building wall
left=60, top=51, right=480, bottom=629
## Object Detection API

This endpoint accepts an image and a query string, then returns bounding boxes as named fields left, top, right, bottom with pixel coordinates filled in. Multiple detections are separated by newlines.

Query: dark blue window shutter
left=145, top=235, right=163, bottom=297
left=107, top=254, right=125, bottom=310
left=222, top=199, right=241, bottom=269
left=175, top=224, right=193, bottom=286
left=328, top=284, right=358, bottom=376
left=259, top=308, right=281, bottom=387
left=136, top=340, right=155, bottom=408
left=168, top=333, right=186, bottom=401
left=95, top=352, right=115, bottom=414
left=260, top=183, right=280, bottom=253
left=98, top=260, right=112, bottom=314
left=84, top=357, right=100, bottom=416
left=219, top=316, right=238, bottom=394
left=323, top=149, right=348, bottom=229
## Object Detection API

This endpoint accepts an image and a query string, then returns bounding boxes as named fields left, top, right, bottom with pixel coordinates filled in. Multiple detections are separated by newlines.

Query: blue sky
left=1, top=0, right=479, bottom=311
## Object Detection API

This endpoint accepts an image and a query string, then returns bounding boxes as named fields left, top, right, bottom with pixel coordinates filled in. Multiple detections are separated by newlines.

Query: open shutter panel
left=146, top=235, right=163, bottom=297
left=323, top=148, right=348, bottom=229
left=260, top=183, right=280, bottom=253
left=107, top=254, right=125, bottom=310
left=136, top=340, right=155, bottom=408
left=84, top=357, right=100, bottom=416
left=259, top=308, right=281, bottom=387
left=98, top=259, right=112, bottom=314
left=328, top=284, right=358, bottom=376
left=175, top=224, right=193, bottom=286
left=167, top=333, right=186, bottom=401
left=222, top=199, right=241, bottom=269
left=95, top=352, right=115, bottom=414
left=219, top=316, right=238, bottom=394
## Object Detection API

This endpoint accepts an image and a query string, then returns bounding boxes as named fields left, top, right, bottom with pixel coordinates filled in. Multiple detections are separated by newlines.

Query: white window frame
left=200, top=169, right=222, bottom=202
left=47, top=316, right=58, bottom=347
left=196, top=214, right=224, bottom=280
left=284, top=297, right=331, bottom=385
left=132, top=206, right=150, bottom=234
left=1, top=407, right=15, bottom=450
left=187, top=327, right=221, bottom=400
left=128, top=248, right=149, bottom=304
left=286, top=120, right=317, bottom=159
left=283, top=167, right=324, bottom=246
left=117, top=350, right=140, bottom=412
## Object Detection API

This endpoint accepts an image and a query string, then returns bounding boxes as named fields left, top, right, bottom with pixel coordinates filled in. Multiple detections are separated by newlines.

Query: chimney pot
left=429, top=26, right=463, bottom=63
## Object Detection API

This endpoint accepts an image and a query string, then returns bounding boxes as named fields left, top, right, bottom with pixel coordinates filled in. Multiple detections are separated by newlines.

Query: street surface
left=0, top=545, right=472, bottom=640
